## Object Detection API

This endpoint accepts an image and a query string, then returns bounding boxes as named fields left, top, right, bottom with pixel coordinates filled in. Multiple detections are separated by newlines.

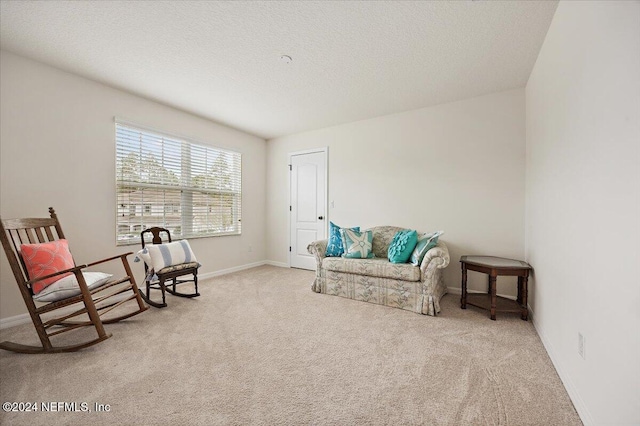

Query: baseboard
left=199, top=260, right=289, bottom=280
left=0, top=260, right=286, bottom=330
left=264, top=260, right=288, bottom=268
left=0, top=312, right=31, bottom=330
left=199, top=260, right=281, bottom=281
left=530, top=306, right=594, bottom=425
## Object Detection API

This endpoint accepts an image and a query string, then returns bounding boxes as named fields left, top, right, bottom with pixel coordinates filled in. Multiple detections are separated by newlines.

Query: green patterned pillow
left=388, top=230, right=419, bottom=264
left=410, top=231, right=444, bottom=266
left=339, top=228, right=374, bottom=259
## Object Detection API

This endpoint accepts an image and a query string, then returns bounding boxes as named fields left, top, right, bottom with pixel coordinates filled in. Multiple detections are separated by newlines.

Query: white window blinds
left=115, top=121, right=242, bottom=245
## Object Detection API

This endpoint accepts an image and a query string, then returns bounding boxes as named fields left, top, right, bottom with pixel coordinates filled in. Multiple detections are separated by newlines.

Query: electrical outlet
left=578, top=333, right=585, bottom=359
left=248, top=245, right=253, bottom=253
left=331, top=200, right=335, bottom=208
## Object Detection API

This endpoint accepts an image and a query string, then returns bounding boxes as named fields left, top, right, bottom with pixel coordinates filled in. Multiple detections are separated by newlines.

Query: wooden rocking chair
left=139, top=227, right=200, bottom=308
left=0, top=207, right=148, bottom=354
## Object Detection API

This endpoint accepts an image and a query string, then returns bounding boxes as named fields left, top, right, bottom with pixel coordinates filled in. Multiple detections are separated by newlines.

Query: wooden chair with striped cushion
left=139, top=227, right=200, bottom=308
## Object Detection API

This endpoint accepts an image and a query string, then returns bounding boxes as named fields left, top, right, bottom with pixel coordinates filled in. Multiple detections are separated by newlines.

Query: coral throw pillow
left=21, top=239, right=75, bottom=294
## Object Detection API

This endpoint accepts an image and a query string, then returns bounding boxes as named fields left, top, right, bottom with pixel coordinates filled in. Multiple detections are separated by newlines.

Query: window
left=115, top=121, right=242, bottom=245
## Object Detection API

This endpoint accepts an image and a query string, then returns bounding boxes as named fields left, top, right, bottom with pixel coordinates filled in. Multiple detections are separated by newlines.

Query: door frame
left=288, top=147, right=329, bottom=268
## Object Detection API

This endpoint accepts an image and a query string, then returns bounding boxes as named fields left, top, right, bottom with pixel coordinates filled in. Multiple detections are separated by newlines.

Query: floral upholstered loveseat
left=307, top=226, right=450, bottom=316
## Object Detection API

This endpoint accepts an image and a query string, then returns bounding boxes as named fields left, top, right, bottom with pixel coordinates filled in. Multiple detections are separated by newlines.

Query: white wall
left=267, top=89, right=526, bottom=295
left=0, top=51, right=267, bottom=319
left=525, top=1, right=640, bottom=424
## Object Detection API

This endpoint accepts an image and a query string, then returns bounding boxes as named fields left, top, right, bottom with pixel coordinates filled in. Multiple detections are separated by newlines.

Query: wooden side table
left=460, top=255, right=532, bottom=321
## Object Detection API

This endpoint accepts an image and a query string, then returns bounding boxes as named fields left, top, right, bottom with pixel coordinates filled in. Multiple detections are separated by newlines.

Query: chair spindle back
left=0, top=207, right=68, bottom=295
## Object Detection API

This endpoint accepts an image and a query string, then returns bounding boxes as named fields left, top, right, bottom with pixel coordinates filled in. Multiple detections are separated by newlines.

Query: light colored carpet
left=0, top=265, right=581, bottom=425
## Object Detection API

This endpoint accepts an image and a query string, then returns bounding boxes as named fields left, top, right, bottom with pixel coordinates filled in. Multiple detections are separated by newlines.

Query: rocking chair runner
left=0, top=207, right=148, bottom=354
left=139, top=227, right=200, bottom=308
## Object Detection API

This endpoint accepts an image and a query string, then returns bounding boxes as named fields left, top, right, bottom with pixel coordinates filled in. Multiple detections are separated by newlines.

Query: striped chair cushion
left=135, top=240, right=198, bottom=272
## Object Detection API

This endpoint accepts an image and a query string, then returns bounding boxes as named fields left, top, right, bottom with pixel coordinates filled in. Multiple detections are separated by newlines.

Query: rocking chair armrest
left=25, top=264, right=88, bottom=286
left=85, top=252, right=133, bottom=267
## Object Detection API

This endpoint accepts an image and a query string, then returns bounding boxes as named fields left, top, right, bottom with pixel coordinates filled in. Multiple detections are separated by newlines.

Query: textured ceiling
left=0, top=1, right=558, bottom=139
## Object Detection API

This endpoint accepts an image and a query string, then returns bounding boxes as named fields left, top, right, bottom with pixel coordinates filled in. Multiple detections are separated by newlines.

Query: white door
left=290, top=150, right=327, bottom=270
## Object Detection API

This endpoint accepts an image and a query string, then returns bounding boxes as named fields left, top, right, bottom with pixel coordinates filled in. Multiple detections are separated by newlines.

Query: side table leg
left=521, top=275, right=529, bottom=321
left=461, top=264, right=467, bottom=309
left=490, top=275, right=497, bottom=320
left=517, top=276, right=523, bottom=305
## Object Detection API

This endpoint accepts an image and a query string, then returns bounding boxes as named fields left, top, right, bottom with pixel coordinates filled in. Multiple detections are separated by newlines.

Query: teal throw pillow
left=387, top=230, right=419, bottom=264
left=340, top=228, right=374, bottom=259
left=325, top=222, right=360, bottom=257
left=410, top=231, right=444, bottom=266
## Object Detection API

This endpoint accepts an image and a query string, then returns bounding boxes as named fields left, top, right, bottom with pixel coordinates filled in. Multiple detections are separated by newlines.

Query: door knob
left=318, top=216, right=324, bottom=220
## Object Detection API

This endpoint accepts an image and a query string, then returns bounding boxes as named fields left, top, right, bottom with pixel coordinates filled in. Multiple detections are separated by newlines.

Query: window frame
left=115, top=119, right=242, bottom=246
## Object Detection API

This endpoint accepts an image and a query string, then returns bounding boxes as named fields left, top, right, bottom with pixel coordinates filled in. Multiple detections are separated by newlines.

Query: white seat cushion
left=33, top=272, right=113, bottom=303
left=322, top=257, right=421, bottom=282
